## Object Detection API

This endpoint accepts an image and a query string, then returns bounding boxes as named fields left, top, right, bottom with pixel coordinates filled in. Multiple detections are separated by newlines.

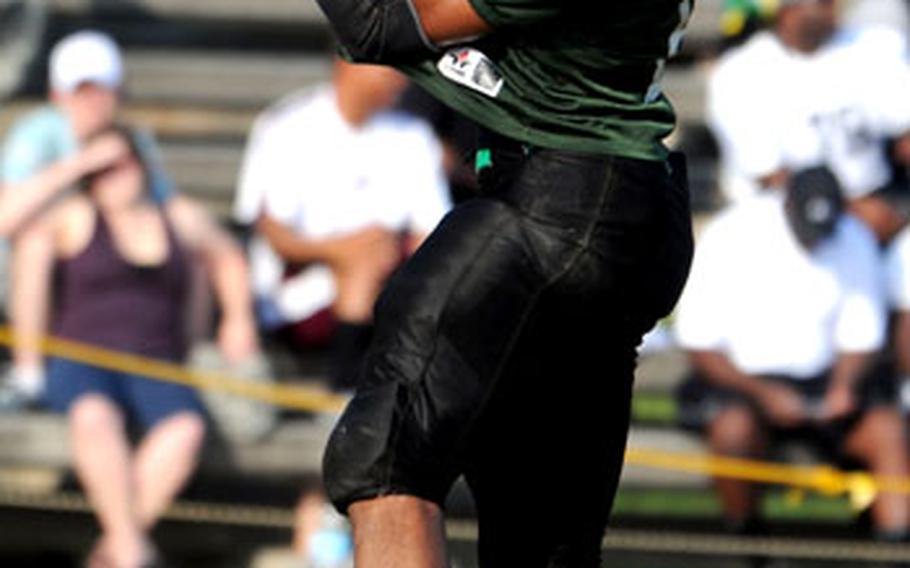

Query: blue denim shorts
left=44, top=357, right=206, bottom=431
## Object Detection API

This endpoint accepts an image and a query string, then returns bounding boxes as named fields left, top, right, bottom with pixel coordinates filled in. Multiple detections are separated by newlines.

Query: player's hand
left=76, top=132, right=131, bottom=177
left=217, top=313, right=259, bottom=366
left=755, top=382, right=806, bottom=428
left=818, top=382, right=856, bottom=423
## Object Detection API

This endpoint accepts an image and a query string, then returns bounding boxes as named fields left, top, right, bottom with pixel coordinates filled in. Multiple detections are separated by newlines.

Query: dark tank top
left=52, top=207, right=190, bottom=361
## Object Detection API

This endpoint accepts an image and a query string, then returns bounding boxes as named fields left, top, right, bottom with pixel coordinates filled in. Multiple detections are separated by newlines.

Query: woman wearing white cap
left=0, top=30, right=177, bottom=405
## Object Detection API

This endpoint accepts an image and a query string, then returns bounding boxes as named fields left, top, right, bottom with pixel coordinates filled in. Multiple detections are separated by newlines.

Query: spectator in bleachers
left=0, top=30, right=176, bottom=405
left=13, top=126, right=257, bottom=568
left=675, top=168, right=910, bottom=543
left=719, top=0, right=777, bottom=47
left=234, top=58, right=450, bottom=392
left=887, top=224, right=910, bottom=410
left=233, top=58, right=450, bottom=567
left=707, top=0, right=910, bottom=242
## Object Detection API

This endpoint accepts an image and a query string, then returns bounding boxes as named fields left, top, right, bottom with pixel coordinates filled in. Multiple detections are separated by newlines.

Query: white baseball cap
left=49, top=31, right=123, bottom=93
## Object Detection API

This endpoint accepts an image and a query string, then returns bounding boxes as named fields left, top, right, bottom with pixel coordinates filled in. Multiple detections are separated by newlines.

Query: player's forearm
left=688, top=350, right=767, bottom=399
left=315, top=0, right=490, bottom=63
left=315, top=0, right=438, bottom=64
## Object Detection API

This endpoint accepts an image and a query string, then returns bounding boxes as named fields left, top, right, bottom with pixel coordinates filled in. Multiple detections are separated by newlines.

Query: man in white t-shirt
left=235, top=59, right=450, bottom=391
left=708, top=0, right=910, bottom=241
left=675, top=171, right=910, bottom=541
left=234, top=58, right=450, bottom=567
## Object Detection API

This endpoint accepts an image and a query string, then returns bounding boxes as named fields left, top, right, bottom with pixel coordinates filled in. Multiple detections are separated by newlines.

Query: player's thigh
left=323, top=198, right=552, bottom=511
left=460, top=288, right=635, bottom=566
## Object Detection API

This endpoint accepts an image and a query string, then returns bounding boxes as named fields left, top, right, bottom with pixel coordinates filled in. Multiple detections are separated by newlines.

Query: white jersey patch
left=437, top=47, right=504, bottom=98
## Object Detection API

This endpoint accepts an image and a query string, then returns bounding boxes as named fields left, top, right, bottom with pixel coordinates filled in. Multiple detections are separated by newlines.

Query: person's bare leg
left=844, top=407, right=910, bottom=534
left=69, top=395, right=151, bottom=568
left=707, top=405, right=767, bottom=528
left=132, top=412, right=207, bottom=529
left=293, top=491, right=328, bottom=556
left=348, top=495, right=448, bottom=568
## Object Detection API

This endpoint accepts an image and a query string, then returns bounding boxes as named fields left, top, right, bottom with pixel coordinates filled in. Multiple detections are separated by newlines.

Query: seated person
left=707, top=0, right=910, bottom=242
left=14, top=127, right=258, bottom=568
left=675, top=167, right=910, bottom=541
left=887, top=224, right=910, bottom=409
left=234, top=58, right=450, bottom=392
left=0, top=30, right=177, bottom=403
left=234, top=59, right=450, bottom=568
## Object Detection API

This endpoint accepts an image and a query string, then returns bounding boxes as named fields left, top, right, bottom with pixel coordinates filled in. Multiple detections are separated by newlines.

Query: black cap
left=785, top=166, right=844, bottom=250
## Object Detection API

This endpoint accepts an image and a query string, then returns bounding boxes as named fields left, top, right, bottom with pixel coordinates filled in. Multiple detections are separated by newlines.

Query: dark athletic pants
left=323, top=135, right=693, bottom=567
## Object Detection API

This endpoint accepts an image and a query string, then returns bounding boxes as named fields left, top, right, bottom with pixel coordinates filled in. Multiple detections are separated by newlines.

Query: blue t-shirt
left=0, top=106, right=175, bottom=203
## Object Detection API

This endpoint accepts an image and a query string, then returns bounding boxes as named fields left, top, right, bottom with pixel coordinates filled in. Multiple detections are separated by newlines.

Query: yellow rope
left=0, top=325, right=906, bottom=508
left=625, top=447, right=895, bottom=510
left=0, top=327, right=347, bottom=414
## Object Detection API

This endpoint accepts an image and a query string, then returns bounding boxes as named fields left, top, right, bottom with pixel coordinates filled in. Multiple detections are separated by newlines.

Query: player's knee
left=323, top=382, right=401, bottom=514
left=323, top=377, right=456, bottom=515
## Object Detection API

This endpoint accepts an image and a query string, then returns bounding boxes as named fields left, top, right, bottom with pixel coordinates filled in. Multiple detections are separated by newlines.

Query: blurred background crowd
left=4, top=0, right=910, bottom=567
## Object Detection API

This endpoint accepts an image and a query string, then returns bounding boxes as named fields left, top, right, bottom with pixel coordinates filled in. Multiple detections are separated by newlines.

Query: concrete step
left=124, top=50, right=331, bottom=108
left=664, top=63, right=711, bottom=126
left=157, top=140, right=243, bottom=205
left=50, top=0, right=726, bottom=46
left=0, top=0, right=47, bottom=98
left=0, top=100, right=257, bottom=143
left=51, top=0, right=326, bottom=24
left=0, top=410, right=711, bottom=488
left=0, top=410, right=332, bottom=476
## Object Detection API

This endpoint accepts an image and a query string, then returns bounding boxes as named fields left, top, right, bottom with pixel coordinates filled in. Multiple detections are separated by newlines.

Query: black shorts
left=323, top=134, right=693, bottom=566
left=676, top=362, right=898, bottom=460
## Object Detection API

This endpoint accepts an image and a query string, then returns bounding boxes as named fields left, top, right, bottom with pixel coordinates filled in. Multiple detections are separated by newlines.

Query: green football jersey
left=399, top=0, right=694, bottom=161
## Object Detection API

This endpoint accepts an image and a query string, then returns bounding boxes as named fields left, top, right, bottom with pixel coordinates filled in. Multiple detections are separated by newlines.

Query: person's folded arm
left=0, top=131, right=131, bottom=237
left=689, top=350, right=767, bottom=400
left=820, top=351, right=872, bottom=422
left=256, top=212, right=333, bottom=265
left=11, top=216, right=57, bottom=371
left=690, top=350, right=807, bottom=427
left=167, top=195, right=258, bottom=363
left=0, top=159, right=82, bottom=237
